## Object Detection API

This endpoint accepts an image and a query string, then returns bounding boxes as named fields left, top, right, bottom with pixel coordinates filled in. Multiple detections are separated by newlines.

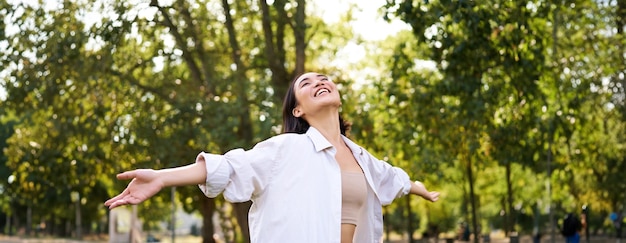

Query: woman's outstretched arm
left=104, top=161, right=207, bottom=209
left=409, top=180, right=440, bottom=202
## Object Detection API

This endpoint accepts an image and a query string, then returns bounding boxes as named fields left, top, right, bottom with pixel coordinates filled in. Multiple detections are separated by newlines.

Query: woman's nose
left=313, top=79, right=325, bottom=87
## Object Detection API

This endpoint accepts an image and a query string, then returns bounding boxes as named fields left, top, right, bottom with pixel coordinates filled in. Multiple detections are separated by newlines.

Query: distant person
left=457, top=222, right=470, bottom=241
left=562, top=213, right=582, bottom=243
left=581, top=206, right=589, bottom=243
left=104, top=72, right=440, bottom=242
left=533, top=227, right=542, bottom=243
left=610, top=212, right=623, bottom=240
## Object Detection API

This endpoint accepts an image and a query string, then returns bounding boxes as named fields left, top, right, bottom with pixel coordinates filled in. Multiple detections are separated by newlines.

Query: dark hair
left=281, top=73, right=351, bottom=135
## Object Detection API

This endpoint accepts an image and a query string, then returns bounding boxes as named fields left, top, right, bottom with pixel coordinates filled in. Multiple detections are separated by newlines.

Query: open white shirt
left=196, top=127, right=413, bottom=243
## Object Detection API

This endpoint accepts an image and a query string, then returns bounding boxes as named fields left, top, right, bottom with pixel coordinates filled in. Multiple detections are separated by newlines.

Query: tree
left=0, top=0, right=357, bottom=241
left=0, top=107, right=18, bottom=235
left=383, top=0, right=626, bottom=240
left=1, top=0, right=118, bottom=237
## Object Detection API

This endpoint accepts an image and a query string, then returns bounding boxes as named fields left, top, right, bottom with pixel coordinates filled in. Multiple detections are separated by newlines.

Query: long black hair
left=281, top=73, right=351, bottom=135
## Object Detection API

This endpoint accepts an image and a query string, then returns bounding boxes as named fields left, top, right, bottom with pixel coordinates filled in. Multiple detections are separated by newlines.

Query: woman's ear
left=292, top=107, right=303, bottom=118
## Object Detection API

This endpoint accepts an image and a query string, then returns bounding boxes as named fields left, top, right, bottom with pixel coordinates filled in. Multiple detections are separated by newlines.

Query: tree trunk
left=466, top=154, right=479, bottom=243
left=406, top=196, right=415, bottom=243
left=171, top=188, right=176, bottom=243
left=506, top=162, right=513, bottom=236
left=384, top=208, right=390, bottom=242
left=259, top=0, right=299, bottom=102
left=548, top=3, right=559, bottom=242
left=618, top=0, right=625, bottom=35
left=233, top=201, right=252, bottom=243
left=149, top=0, right=205, bottom=88
left=617, top=0, right=626, bottom=120
left=26, top=206, right=32, bottom=236
left=294, top=0, right=306, bottom=75
left=76, top=194, right=82, bottom=240
left=5, top=211, right=11, bottom=235
left=221, top=1, right=253, bottom=241
left=13, top=213, right=19, bottom=236
left=200, top=197, right=216, bottom=243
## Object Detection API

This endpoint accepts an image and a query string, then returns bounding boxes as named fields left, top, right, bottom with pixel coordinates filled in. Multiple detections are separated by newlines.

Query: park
left=0, top=0, right=625, bottom=242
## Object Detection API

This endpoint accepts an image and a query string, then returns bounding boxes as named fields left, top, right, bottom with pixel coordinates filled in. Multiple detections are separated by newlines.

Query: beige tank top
left=341, top=171, right=367, bottom=225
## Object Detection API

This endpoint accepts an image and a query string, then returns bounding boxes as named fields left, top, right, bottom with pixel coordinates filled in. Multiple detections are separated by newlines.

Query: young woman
left=105, top=72, right=440, bottom=243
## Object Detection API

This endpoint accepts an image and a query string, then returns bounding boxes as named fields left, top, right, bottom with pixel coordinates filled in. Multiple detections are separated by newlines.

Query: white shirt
left=196, top=127, right=413, bottom=243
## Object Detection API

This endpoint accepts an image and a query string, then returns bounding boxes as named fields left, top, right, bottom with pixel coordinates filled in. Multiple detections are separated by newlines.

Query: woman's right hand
left=104, top=169, right=165, bottom=209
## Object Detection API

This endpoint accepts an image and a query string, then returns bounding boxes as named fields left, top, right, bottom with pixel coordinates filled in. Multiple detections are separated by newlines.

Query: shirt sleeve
left=196, top=136, right=282, bottom=203
left=362, top=150, right=413, bottom=205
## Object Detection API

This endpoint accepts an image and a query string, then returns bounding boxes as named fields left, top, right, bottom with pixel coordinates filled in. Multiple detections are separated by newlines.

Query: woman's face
left=292, top=72, right=341, bottom=118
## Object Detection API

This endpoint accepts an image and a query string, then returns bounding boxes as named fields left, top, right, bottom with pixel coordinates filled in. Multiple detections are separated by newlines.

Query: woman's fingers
left=116, top=170, right=138, bottom=180
left=105, top=171, right=139, bottom=208
left=105, top=170, right=154, bottom=209
left=107, top=198, right=131, bottom=209
left=105, top=193, right=144, bottom=209
left=429, top=191, right=440, bottom=202
left=104, top=189, right=129, bottom=207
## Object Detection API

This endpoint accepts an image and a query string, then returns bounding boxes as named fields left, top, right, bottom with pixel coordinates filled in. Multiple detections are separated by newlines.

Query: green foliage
left=377, top=0, right=625, bottom=238
left=0, top=0, right=358, bottom=239
left=0, top=0, right=624, bottom=240
left=0, top=108, right=17, bottom=217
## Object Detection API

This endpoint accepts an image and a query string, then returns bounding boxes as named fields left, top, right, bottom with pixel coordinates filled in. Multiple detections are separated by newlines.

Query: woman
left=105, top=72, right=440, bottom=243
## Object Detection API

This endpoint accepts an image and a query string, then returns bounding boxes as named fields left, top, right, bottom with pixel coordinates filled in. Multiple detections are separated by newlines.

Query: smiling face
left=291, top=72, right=342, bottom=118
left=281, top=72, right=342, bottom=134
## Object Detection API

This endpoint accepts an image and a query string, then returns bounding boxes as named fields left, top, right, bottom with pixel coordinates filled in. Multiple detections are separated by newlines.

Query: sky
left=311, top=0, right=410, bottom=41
left=0, top=0, right=408, bottom=101
left=309, top=0, right=417, bottom=84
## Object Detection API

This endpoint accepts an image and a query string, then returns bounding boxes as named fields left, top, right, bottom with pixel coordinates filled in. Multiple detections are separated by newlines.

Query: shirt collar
left=341, top=136, right=364, bottom=156
left=305, top=127, right=363, bottom=155
left=305, top=127, right=333, bottom=152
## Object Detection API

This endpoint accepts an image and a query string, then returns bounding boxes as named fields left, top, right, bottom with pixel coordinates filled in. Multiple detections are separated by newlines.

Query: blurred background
left=0, top=0, right=625, bottom=242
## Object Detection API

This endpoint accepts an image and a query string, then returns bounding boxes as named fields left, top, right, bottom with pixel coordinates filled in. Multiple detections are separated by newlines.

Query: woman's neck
left=307, top=110, right=343, bottom=145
